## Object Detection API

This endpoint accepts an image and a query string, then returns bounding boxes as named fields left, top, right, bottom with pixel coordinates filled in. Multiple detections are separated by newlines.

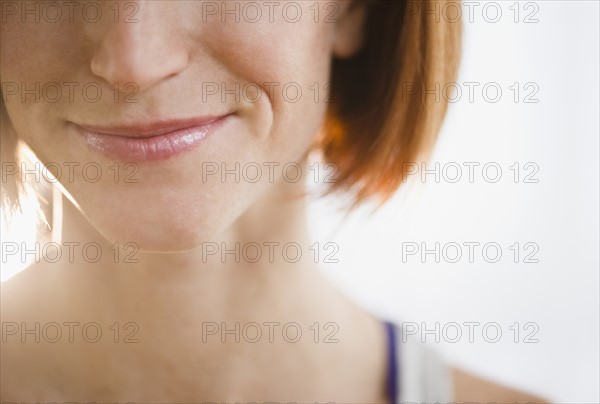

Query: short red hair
left=320, top=0, right=462, bottom=206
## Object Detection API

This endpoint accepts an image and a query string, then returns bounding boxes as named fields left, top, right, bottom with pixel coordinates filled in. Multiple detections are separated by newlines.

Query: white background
left=1, top=1, right=598, bottom=402
left=308, top=1, right=599, bottom=402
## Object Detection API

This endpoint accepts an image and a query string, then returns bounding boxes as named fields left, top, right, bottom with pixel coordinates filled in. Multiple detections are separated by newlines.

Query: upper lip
left=74, top=114, right=232, bottom=138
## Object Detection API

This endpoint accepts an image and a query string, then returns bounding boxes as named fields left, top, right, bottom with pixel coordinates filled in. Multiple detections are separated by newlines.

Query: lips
left=72, top=114, right=233, bottom=161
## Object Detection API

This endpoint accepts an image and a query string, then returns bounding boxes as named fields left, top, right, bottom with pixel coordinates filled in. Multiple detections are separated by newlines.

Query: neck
left=56, top=171, right=326, bottom=315
left=40, top=173, right=388, bottom=402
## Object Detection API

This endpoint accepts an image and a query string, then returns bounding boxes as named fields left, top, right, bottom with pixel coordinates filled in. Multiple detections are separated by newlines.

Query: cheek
left=204, top=15, right=334, bottom=160
left=1, top=15, right=86, bottom=82
left=1, top=18, right=90, bottom=161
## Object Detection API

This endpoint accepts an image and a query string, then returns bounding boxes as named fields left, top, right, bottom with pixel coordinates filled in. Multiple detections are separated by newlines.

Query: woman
left=1, top=0, right=546, bottom=402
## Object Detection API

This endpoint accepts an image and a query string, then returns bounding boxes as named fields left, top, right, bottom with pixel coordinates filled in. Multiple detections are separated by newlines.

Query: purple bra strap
left=383, top=320, right=399, bottom=403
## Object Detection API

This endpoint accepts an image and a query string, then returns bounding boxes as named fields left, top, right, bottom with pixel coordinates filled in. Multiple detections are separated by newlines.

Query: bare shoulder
left=1, top=265, right=46, bottom=399
left=1, top=263, right=54, bottom=315
left=1, top=264, right=76, bottom=400
left=1, top=262, right=68, bottom=348
left=452, top=367, right=550, bottom=403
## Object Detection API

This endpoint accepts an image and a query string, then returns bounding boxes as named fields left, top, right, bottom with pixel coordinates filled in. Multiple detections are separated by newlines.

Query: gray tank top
left=385, top=321, right=454, bottom=403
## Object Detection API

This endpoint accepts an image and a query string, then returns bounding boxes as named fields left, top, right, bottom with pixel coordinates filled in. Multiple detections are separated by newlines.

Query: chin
left=85, top=210, right=217, bottom=253
left=92, top=218, right=217, bottom=253
left=75, top=189, right=247, bottom=253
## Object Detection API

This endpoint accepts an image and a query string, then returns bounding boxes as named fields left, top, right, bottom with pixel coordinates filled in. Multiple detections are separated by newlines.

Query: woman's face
left=1, top=1, right=363, bottom=251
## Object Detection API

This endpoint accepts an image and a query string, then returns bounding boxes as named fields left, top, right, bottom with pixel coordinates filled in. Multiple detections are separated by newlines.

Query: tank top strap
left=382, top=320, right=454, bottom=403
left=383, top=320, right=399, bottom=402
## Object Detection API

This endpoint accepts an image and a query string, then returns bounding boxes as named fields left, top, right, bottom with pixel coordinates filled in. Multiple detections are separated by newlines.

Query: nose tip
left=91, top=41, right=189, bottom=92
left=89, top=12, right=189, bottom=93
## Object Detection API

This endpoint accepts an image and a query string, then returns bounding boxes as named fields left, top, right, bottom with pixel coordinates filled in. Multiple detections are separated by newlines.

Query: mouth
left=71, top=114, right=234, bottom=161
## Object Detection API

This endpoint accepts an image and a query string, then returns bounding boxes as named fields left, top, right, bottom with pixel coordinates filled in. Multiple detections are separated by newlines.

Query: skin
left=0, top=0, right=548, bottom=402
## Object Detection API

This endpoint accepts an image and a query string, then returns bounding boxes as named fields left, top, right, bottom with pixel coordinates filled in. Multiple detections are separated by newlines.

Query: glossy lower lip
left=73, top=115, right=232, bottom=161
